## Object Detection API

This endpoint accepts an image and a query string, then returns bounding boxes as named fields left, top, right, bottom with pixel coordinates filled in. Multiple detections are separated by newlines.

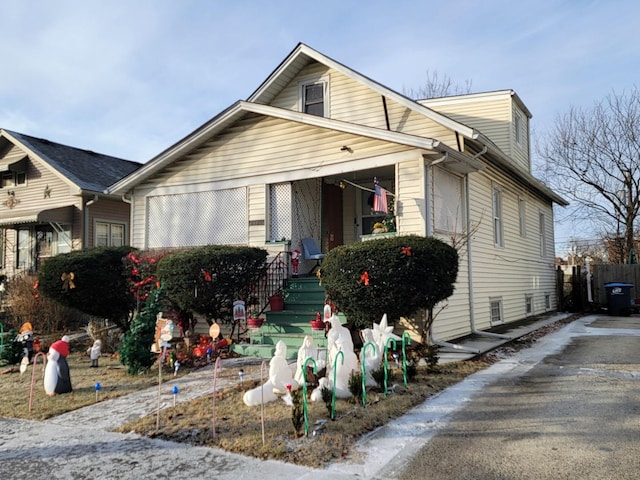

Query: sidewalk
left=0, top=312, right=573, bottom=479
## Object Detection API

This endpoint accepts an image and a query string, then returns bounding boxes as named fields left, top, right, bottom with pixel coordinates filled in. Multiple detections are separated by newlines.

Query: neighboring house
left=108, top=43, right=568, bottom=344
left=0, top=129, right=141, bottom=277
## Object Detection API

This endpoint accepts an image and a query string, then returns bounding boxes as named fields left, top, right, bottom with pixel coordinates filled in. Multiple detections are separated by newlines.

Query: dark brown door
left=323, top=183, right=343, bottom=251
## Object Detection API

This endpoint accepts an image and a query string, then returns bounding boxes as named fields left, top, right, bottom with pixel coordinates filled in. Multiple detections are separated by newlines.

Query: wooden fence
left=591, top=264, right=640, bottom=305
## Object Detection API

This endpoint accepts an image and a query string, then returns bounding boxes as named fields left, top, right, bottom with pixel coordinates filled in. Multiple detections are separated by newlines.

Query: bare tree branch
left=537, top=87, right=640, bottom=263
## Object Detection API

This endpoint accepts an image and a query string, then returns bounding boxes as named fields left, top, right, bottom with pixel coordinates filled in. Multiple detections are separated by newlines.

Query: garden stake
left=28, top=352, right=46, bottom=412
left=384, top=338, right=397, bottom=395
left=172, top=385, right=179, bottom=407
left=0, top=321, right=4, bottom=354
left=331, top=350, right=344, bottom=419
left=302, top=357, right=317, bottom=436
left=95, top=382, right=101, bottom=402
left=156, top=346, right=167, bottom=431
left=211, top=356, right=221, bottom=438
left=402, top=331, right=411, bottom=387
left=260, top=360, right=266, bottom=445
left=360, top=341, right=377, bottom=407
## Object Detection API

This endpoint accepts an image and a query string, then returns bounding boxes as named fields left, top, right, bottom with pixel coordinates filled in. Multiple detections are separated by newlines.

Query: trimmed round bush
left=320, top=235, right=458, bottom=328
left=156, top=245, right=267, bottom=324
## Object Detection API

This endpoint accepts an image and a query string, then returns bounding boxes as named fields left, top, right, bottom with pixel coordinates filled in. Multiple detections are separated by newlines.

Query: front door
left=323, top=183, right=343, bottom=251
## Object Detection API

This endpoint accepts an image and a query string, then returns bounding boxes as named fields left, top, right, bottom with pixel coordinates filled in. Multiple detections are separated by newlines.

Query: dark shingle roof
left=4, top=129, right=141, bottom=192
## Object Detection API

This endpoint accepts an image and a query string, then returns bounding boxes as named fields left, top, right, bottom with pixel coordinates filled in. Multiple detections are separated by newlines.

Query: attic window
left=515, top=113, right=523, bottom=145
left=300, top=80, right=328, bottom=117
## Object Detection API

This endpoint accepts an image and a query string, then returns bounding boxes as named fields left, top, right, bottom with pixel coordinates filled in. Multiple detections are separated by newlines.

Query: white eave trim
left=248, top=43, right=479, bottom=140
left=108, top=101, right=451, bottom=194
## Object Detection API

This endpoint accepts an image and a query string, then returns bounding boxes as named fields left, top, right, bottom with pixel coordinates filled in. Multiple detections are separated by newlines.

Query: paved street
left=1, top=314, right=639, bottom=479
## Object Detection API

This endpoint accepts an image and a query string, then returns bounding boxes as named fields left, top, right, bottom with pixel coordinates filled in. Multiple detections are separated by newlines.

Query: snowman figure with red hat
left=44, top=335, right=73, bottom=396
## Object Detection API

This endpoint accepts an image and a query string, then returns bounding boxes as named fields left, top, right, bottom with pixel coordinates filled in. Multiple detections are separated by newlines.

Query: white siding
left=396, top=158, right=425, bottom=236
left=423, top=93, right=531, bottom=173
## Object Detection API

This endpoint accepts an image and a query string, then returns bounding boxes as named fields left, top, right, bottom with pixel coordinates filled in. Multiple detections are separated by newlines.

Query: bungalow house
left=108, top=43, right=568, bottom=345
left=0, top=129, right=141, bottom=277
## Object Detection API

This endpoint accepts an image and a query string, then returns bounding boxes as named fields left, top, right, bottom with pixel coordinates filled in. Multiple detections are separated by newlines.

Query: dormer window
left=515, top=113, right=522, bottom=146
left=1, top=170, right=26, bottom=187
left=300, top=79, right=328, bottom=117
left=0, top=156, right=27, bottom=187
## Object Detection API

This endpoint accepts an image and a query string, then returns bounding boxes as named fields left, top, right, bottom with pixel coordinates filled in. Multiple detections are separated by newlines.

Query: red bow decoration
left=202, top=269, right=212, bottom=282
left=61, top=272, right=76, bottom=291
left=401, top=246, right=412, bottom=257
left=360, top=271, right=370, bottom=286
left=33, top=280, right=40, bottom=298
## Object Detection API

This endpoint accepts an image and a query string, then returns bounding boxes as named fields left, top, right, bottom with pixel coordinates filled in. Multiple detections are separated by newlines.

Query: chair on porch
left=301, top=237, right=324, bottom=274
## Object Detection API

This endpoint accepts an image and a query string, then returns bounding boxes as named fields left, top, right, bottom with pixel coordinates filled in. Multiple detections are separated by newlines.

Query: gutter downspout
left=84, top=195, right=99, bottom=248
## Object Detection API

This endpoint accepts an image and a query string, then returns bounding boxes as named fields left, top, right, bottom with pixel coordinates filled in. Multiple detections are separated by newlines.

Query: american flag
left=373, top=178, right=388, bottom=214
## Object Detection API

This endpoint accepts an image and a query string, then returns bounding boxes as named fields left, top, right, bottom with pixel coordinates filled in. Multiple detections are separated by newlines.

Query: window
left=490, top=298, right=503, bottom=325
left=518, top=197, right=526, bottom=237
left=17, top=228, right=33, bottom=271
left=96, top=222, right=125, bottom=247
left=269, top=183, right=292, bottom=242
left=300, top=79, right=328, bottom=117
left=545, top=293, right=551, bottom=311
left=515, top=113, right=522, bottom=145
left=433, top=167, right=464, bottom=233
left=539, top=211, right=546, bottom=257
left=1, top=170, right=26, bottom=187
left=492, top=185, right=504, bottom=247
left=525, top=294, right=533, bottom=316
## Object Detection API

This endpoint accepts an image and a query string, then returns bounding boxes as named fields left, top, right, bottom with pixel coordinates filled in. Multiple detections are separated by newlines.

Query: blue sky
left=1, top=0, right=638, bottom=252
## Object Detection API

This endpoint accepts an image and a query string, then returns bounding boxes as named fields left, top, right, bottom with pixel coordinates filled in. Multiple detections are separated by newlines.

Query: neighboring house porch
left=0, top=129, right=141, bottom=276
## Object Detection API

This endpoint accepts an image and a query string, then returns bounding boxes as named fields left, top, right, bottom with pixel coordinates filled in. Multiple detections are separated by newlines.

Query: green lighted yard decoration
left=402, top=331, right=411, bottom=387
left=331, top=350, right=344, bottom=419
left=302, top=357, right=317, bottom=436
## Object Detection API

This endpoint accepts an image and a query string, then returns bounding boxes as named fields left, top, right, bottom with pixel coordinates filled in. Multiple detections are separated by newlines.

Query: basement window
left=490, top=298, right=503, bottom=325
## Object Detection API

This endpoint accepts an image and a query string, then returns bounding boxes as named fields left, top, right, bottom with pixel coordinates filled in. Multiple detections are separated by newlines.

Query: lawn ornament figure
left=44, top=335, right=72, bottom=396
left=325, top=315, right=358, bottom=398
left=87, top=339, right=102, bottom=368
left=243, top=340, right=298, bottom=406
left=291, top=249, right=301, bottom=276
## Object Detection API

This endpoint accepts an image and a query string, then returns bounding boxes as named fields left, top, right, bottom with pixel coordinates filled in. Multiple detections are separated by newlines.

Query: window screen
left=147, top=188, right=247, bottom=248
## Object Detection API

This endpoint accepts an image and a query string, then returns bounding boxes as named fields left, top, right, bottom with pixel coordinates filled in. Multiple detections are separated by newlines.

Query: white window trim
left=298, top=75, right=330, bottom=117
left=544, top=292, right=551, bottom=311
left=94, top=219, right=128, bottom=247
left=432, top=166, right=465, bottom=234
left=490, top=297, right=504, bottom=326
left=518, top=196, right=526, bottom=238
left=515, top=113, right=522, bottom=146
left=539, top=210, right=546, bottom=257
left=492, top=184, right=504, bottom=247
left=525, top=294, right=533, bottom=317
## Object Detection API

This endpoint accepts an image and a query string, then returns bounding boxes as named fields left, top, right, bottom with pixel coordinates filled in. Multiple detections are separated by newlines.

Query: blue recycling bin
left=604, top=282, right=634, bottom=316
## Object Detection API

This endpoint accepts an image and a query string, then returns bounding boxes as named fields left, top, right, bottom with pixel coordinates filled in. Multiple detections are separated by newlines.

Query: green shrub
left=156, top=245, right=267, bottom=325
left=0, top=329, right=23, bottom=366
left=119, top=283, right=166, bottom=375
left=348, top=370, right=363, bottom=402
left=320, top=235, right=458, bottom=333
left=38, top=246, right=136, bottom=330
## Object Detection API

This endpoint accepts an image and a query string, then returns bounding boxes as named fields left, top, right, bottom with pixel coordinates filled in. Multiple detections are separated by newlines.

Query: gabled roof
left=108, top=101, right=484, bottom=194
left=248, top=43, right=479, bottom=140
left=0, top=129, right=141, bottom=193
